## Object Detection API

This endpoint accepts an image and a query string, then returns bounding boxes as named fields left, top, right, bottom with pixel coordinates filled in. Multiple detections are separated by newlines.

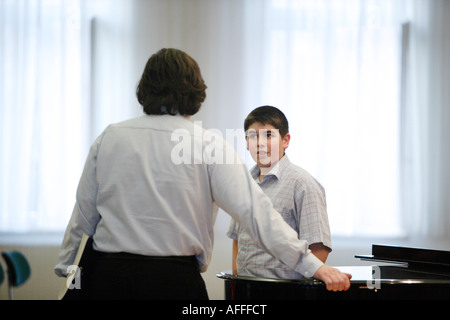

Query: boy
left=227, top=106, right=332, bottom=279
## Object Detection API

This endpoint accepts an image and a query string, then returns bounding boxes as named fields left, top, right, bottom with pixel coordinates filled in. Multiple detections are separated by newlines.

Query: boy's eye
left=247, top=133, right=257, bottom=139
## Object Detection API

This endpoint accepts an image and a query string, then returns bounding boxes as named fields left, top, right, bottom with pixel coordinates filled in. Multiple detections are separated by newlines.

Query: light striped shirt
left=227, top=155, right=331, bottom=279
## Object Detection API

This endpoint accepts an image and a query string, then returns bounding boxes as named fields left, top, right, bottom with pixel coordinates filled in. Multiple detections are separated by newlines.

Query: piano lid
left=355, top=244, right=450, bottom=270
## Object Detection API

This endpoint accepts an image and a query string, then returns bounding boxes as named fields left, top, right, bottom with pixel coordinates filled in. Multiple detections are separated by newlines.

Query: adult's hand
left=314, top=265, right=352, bottom=291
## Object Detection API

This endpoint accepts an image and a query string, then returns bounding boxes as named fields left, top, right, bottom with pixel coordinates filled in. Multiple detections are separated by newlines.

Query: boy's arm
left=309, top=242, right=330, bottom=263
left=232, top=240, right=238, bottom=275
left=295, top=175, right=332, bottom=264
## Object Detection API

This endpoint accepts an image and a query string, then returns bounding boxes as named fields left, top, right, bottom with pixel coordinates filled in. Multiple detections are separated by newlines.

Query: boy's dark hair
left=136, top=48, right=207, bottom=116
left=244, top=106, right=289, bottom=137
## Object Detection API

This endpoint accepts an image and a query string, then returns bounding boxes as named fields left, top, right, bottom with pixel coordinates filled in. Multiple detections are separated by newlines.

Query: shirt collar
left=250, top=154, right=291, bottom=182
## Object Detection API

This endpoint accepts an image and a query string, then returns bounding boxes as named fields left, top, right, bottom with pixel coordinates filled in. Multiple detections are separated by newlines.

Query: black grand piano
left=217, top=244, right=450, bottom=300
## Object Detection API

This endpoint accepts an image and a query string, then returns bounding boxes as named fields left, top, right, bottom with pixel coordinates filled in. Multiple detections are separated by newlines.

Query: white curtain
left=1, top=0, right=448, bottom=239
left=401, top=0, right=450, bottom=238
left=0, top=0, right=138, bottom=232
left=0, top=0, right=90, bottom=231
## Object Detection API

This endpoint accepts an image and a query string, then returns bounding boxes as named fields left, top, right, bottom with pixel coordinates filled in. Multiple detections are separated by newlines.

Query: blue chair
left=1, top=251, right=31, bottom=299
left=0, top=263, right=4, bottom=299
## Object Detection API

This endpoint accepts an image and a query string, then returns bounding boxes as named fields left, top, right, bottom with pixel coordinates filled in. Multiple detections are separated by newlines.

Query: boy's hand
left=313, top=265, right=352, bottom=291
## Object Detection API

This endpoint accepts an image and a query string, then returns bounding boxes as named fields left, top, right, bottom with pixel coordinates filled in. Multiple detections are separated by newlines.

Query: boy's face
left=246, top=122, right=290, bottom=169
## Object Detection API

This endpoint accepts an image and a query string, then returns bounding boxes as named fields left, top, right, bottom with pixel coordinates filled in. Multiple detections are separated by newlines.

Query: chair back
left=0, top=262, right=4, bottom=285
left=2, top=251, right=31, bottom=287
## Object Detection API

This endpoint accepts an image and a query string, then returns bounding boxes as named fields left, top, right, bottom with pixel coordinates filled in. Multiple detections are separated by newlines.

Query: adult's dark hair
left=136, top=48, right=207, bottom=116
left=244, top=105, right=289, bottom=137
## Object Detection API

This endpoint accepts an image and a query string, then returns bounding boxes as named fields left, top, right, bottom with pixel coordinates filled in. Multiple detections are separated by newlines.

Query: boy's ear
left=283, top=133, right=291, bottom=149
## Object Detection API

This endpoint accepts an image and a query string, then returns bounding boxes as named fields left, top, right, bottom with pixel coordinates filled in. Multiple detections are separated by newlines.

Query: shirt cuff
left=226, top=230, right=238, bottom=240
left=294, top=249, right=324, bottom=278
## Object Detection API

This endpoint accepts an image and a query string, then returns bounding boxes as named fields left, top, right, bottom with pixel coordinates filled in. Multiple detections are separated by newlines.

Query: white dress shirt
left=54, top=115, right=323, bottom=277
